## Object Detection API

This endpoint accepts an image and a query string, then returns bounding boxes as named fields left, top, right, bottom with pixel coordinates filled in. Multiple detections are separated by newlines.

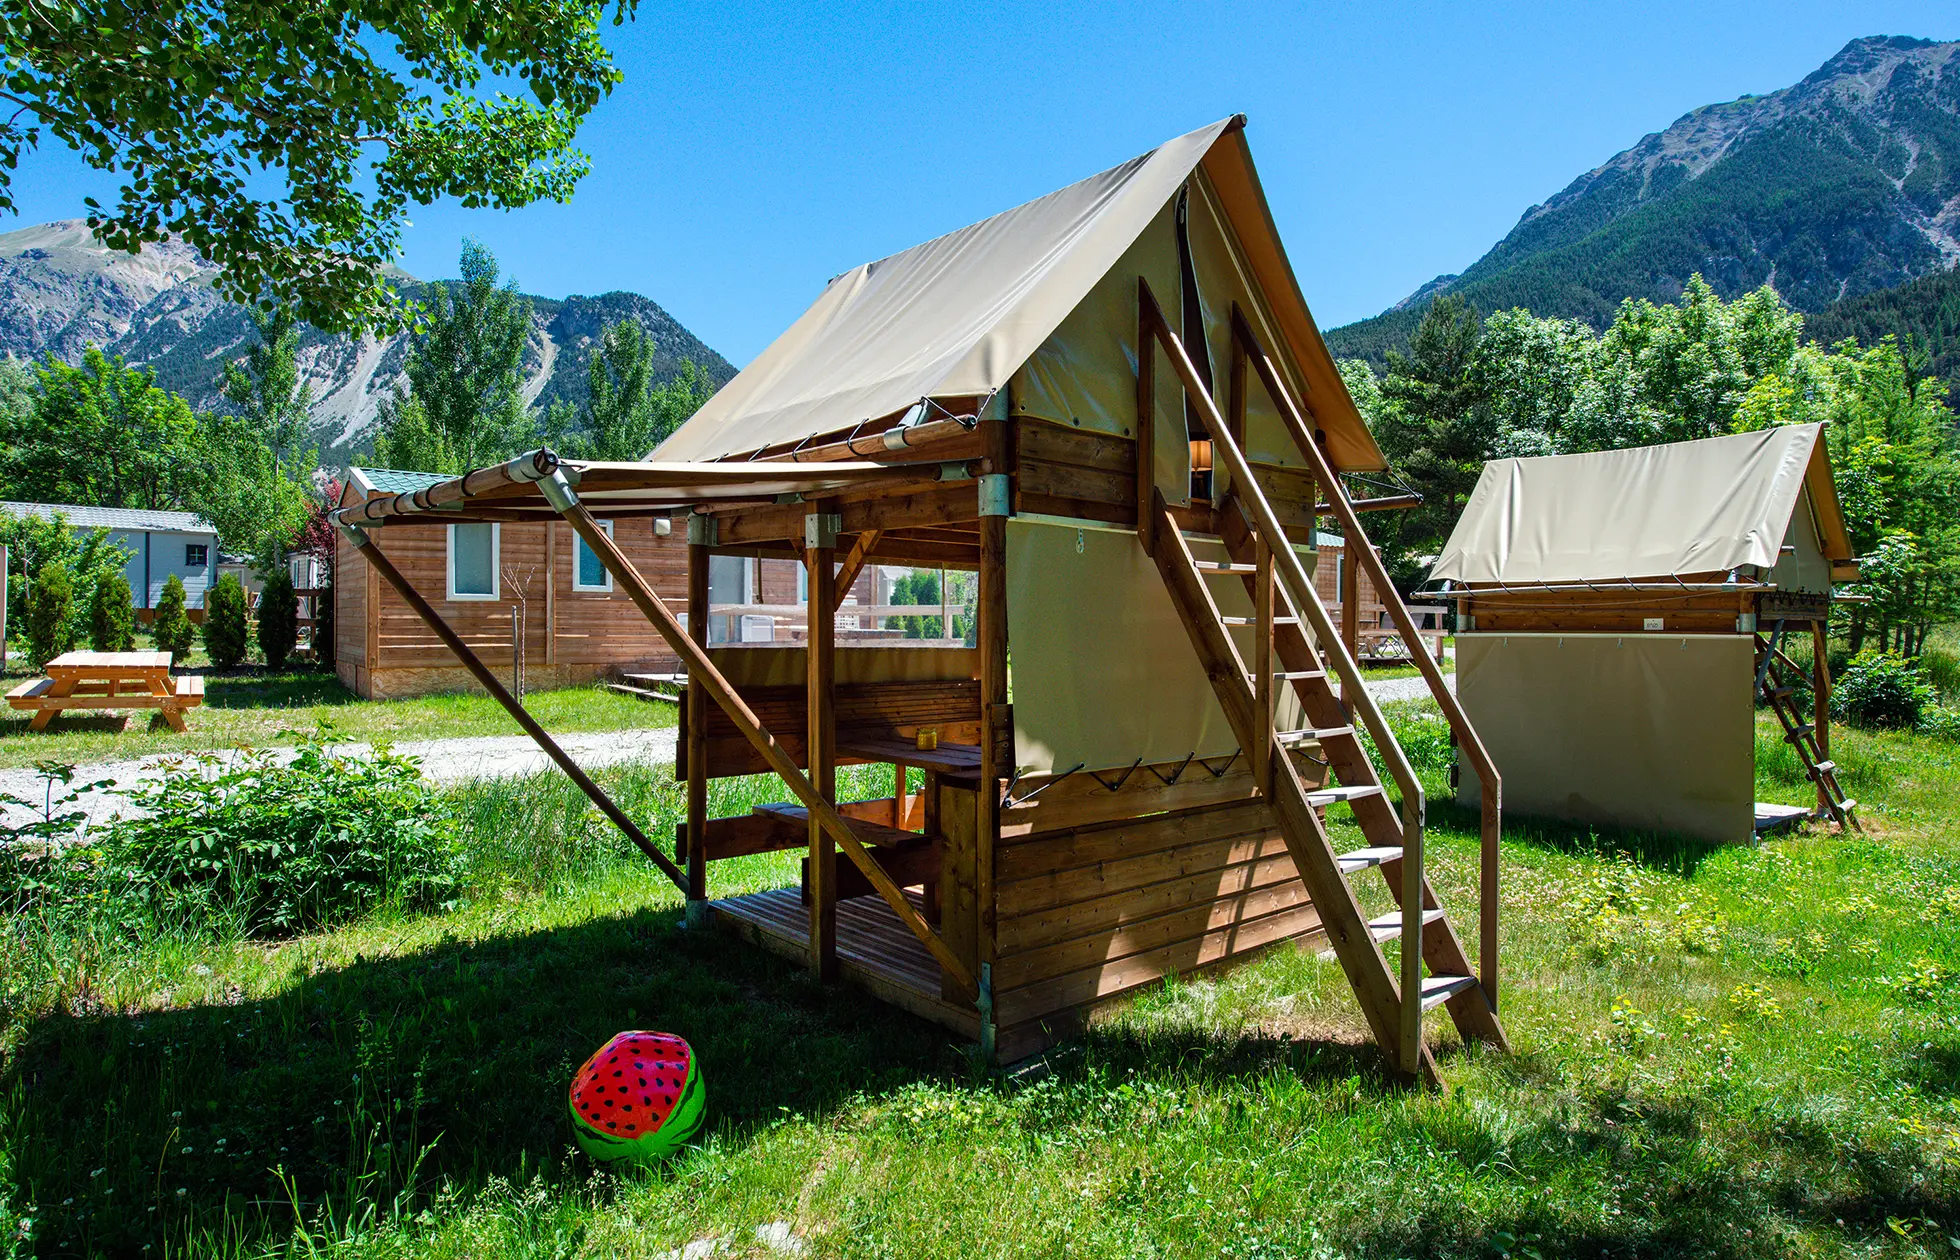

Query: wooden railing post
left=685, top=518, right=712, bottom=927
left=806, top=509, right=839, bottom=982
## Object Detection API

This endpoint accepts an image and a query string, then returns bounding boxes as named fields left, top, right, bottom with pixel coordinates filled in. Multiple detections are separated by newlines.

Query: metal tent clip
left=1199, top=750, right=1240, bottom=778
left=1089, top=758, right=1143, bottom=793
left=1003, top=762, right=1085, bottom=808
left=1147, top=752, right=1197, bottom=787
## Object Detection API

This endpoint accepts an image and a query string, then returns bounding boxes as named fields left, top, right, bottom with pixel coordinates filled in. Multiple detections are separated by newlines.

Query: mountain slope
left=1327, top=35, right=1960, bottom=364
left=0, top=221, right=737, bottom=459
left=1807, top=262, right=1960, bottom=402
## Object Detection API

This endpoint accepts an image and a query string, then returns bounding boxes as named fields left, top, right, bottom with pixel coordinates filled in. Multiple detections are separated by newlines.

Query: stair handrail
left=1227, top=305, right=1503, bottom=1014
left=1138, top=279, right=1427, bottom=1071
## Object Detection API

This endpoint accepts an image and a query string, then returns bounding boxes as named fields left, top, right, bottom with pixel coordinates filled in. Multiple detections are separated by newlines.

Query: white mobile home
left=1, top=502, right=221, bottom=613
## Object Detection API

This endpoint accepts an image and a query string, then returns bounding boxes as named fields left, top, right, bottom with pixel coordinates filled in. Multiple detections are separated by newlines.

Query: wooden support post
left=976, top=417, right=1010, bottom=1053
left=834, top=528, right=882, bottom=603
left=1253, top=538, right=1273, bottom=794
left=544, top=522, right=558, bottom=666
left=1135, top=286, right=1157, bottom=556
left=343, top=524, right=685, bottom=889
left=806, top=510, right=839, bottom=982
left=685, top=529, right=711, bottom=925
left=1339, top=540, right=1359, bottom=695
left=1813, top=619, right=1832, bottom=818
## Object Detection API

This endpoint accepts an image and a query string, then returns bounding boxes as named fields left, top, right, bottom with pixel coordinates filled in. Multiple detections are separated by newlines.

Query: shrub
left=256, top=568, right=299, bottom=670
left=99, top=732, right=463, bottom=936
left=23, top=560, right=76, bottom=668
left=150, top=573, right=197, bottom=661
left=201, top=571, right=249, bottom=668
left=1835, top=651, right=1935, bottom=730
left=88, top=570, right=137, bottom=651
left=1918, top=706, right=1960, bottom=742
left=312, top=565, right=335, bottom=671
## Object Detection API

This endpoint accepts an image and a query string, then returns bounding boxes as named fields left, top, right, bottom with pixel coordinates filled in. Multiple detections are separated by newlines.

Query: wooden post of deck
left=1135, top=281, right=1157, bottom=557
left=976, top=416, right=1011, bottom=1056
left=1813, top=619, right=1832, bottom=818
left=806, top=508, right=839, bottom=982
left=1339, top=538, right=1359, bottom=696
left=685, top=520, right=712, bottom=926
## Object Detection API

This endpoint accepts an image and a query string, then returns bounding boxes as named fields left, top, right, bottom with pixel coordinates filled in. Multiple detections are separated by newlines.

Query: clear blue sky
left=8, top=2, right=1956, bottom=366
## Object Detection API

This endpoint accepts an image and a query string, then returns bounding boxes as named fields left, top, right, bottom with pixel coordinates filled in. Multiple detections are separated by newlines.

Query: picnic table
left=7, top=651, right=205, bottom=732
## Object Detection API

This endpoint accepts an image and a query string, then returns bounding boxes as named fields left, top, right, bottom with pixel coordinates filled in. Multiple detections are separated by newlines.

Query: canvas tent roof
left=1427, top=424, right=1853, bottom=587
left=654, top=117, right=1385, bottom=472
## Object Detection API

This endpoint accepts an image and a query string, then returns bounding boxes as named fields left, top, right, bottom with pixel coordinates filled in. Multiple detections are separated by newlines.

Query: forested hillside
left=1807, top=264, right=1960, bottom=405
left=1328, top=36, right=1960, bottom=365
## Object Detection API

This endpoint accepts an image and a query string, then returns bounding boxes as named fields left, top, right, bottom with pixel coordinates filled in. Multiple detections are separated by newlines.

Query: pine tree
left=256, top=569, right=299, bottom=670
left=202, top=572, right=250, bottom=669
left=151, top=572, right=197, bottom=661
left=89, top=571, right=137, bottom=651
left=24, top=560, right=75, bottom=668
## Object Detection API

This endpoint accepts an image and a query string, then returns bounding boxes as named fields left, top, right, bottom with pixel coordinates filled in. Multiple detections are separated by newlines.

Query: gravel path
left=0, top=726, right=679, bottom=831
left=1364, top=672, right=1456, bottom=705
left=4, top=669, right=1450, bottom=831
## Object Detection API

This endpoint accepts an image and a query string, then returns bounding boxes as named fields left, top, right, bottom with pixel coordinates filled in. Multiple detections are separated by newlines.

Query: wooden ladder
left=1754, top=622, right=1859, bottom=831
left=1135, top=281, right=1507, bottom=1085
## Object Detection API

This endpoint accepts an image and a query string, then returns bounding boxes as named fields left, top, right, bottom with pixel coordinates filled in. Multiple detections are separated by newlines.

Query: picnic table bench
left=7, top=651, right=204, bottom=731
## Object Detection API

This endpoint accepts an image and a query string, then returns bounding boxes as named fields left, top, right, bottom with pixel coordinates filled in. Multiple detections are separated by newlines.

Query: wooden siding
left=1461, top=586, right=1754, bottom=635
left=990, top=797, right=1322, bottom=1027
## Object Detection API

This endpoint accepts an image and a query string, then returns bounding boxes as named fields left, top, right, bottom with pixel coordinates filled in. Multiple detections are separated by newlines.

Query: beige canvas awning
left=655, top=117, right=1385, bottom=472
left=1428, top=424, right=1853, bottom=586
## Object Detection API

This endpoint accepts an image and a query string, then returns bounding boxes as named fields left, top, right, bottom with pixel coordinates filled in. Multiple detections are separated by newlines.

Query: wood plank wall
left=1462, top=587, right=1754, bottom=634
left=1014, top=419, right=1319, bottom=535
left=990, top=797, right=1323, bottom=1028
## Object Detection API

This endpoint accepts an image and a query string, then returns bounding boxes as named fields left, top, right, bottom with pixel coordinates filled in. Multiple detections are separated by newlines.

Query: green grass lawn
left=0, top=666, right=673, bottom=769
left=2, top=712, right=1957, bottom=1257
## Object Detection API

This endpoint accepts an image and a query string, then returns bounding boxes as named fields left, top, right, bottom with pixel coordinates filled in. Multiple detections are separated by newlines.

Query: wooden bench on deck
left=7, top=651, right=204, bottom=731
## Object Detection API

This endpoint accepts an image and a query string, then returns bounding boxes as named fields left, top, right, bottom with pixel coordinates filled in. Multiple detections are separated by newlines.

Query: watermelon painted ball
left=568, top=1031, right=704, bottom=1163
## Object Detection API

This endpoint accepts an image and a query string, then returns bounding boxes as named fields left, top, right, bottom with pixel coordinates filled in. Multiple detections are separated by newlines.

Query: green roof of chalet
left=347, top=467, right=450, bottom=496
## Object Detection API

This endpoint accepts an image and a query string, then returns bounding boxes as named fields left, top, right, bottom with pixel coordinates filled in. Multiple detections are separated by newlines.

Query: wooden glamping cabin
left=328, top=117, right=1507, bottom=1083
left=1429, top=423, right=1859, bottom=843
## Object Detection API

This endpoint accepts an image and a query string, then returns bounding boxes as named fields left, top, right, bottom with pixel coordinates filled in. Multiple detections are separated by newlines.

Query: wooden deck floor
left=710, top=887, right=981, bottom=1042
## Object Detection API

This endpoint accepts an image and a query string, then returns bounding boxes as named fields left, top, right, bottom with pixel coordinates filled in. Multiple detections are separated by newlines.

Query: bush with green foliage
left=1834, top=651, right=1935, bottom=729
left=150, top=572, right=196, bottom=660
left=256, top=568, right=299, bottom=670
left=5, top=732, right=464, bottom=937
left=23, top=560, right=76, bottom=667
left=201, top=571, right=249, bottom=668
left=88, top=571, right=137, bottom=651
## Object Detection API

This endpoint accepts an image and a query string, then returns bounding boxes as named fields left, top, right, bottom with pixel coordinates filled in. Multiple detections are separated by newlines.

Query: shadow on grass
left=197, top=670, right=355, bottom=710
left=1426, top=794, right=1729, bottom=878
left=5, top=907, right=959, bottom=1254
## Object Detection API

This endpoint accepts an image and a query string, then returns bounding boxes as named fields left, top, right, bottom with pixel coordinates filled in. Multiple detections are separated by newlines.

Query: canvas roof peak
left=1428, top=423, right=1853, bottom=587
left=654, top=117, right=1386, bottom=472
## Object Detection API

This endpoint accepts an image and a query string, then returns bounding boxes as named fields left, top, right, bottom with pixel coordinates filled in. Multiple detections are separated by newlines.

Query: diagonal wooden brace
left=342, top=523, right=687, bottom=890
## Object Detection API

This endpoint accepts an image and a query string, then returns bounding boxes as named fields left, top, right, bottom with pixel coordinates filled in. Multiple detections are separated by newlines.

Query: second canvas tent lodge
left=331, top=116, right=1506, bottom=1084
left=1429, top=423, right=1860, bottom=843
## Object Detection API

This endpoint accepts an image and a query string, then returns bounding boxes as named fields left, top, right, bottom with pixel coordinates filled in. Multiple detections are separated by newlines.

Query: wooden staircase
left=1135, top=279, right=1507, bottom=1085
left=1754, top=622, right=1859, bottom=831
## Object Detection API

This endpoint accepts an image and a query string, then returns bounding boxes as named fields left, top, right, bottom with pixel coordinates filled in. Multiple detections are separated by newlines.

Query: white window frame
left=446, top=522, right=501, bottom=602
left=573, top=519, right=615, bottom=593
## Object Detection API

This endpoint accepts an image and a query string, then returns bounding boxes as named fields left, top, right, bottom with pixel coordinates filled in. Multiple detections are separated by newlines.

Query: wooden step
left=1784, top=723, right=1814, bottom=740
left=1222, top=615, right=1300, bottom=627
left=1769, top=686, right=1796, bottom=699
left=1809, top=760, right=1837, bottom=777
left=753, top=803, right=922, bottom=849
left=1837, top=799, right=1857, bottom=814
left=1273, top=669, right=1326, bottom=682
left=1194, top=561, right=1258, bottom=575
left=1336, top=845, right=1402, bottom=873
left=1366, top=908, right=1446, bottom=942
left=1420, top=975, right=1479, bottom=1011
left=1309, top=785, right=1384, bottom=809
left=1276, top=725, right=1354, bottom=747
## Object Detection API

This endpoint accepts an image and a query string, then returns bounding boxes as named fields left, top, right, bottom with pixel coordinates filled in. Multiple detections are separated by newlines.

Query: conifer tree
left=256, top=569, right=300, bottom=671
left=89, top=571, right=137, bottom=651
left=202, top=573, right=250, bottom=669
left=150, top=573, right=197, bottom=662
